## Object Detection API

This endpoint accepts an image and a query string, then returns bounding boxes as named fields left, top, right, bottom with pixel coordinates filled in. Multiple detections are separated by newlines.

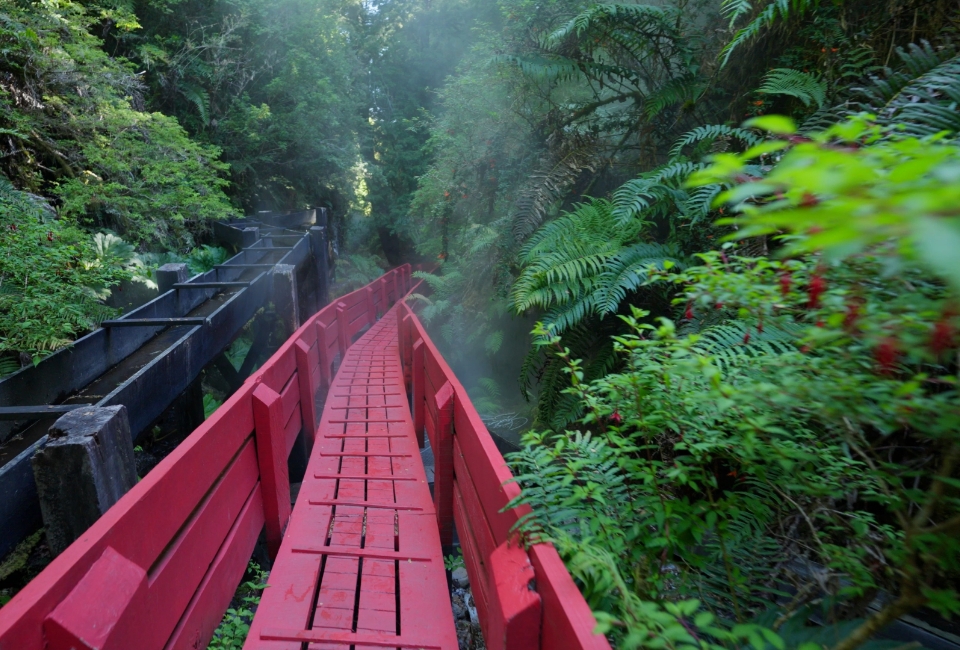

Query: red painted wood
left=165, top=483, right=265, bottom=650
left=315, top=322, right=332, bottom=391
left=432, top=381, right=455, bottom=547
left=295, top=340, right=318, bottom=445
left=252, top=384, right=292, bottom=558
left=247, top=304, right=456, bottom=650
left=453, top=399, right=525, bottom=544
left=44, top=546, right=148, bottom=650
left=485, top=542, right=541, bottom=650
left=0, top=265, right=609, bottom=650
left=335, top=302, right=349, bottom=360
left=529, top=544, right=610, bottom=650
left=412, top=338, right=425, bottom=448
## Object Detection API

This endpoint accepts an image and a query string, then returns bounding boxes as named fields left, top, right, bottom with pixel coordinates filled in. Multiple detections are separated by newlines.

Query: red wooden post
left=316, top=321, right=331, bottom=390
left=365, top=286, right=376, bottom=324
left=412, top=338, right=425, bottom=448
left=485, top=542, right=541, bottom=650
left=252, top=383, right=292, bottom=559
left=295, top=340, right=317, bottom=446
left=390, top=270, right=398, bottom=304
left=44, top=546, right=148, bottom=650
left=335, top=301, right=349, bottom=360
left=433, top=381, right=455, bottom=547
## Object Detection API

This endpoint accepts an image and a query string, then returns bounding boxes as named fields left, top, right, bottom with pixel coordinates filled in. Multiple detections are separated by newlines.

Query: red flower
left=807, top=273, right=826, bottom=309
left=609, top=410, right=623, bottom=425
left=743, top=331, right=751, bottom=345
left=715, top=302, right=724, bottom=310
left=875, top=337, right=899, bottom=375
left=684, top=302, right=694, bottom=320
left=757, top=318, right=764, bottom=335
left=931, top=320, right=955, bottom=357
left=779, top=271, right=792, bottom=297
left=47, top=231, right=53, bottom=242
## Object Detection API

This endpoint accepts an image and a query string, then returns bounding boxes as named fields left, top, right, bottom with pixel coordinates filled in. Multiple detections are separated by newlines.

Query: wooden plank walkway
left=246, top=306, right=459, bottom=649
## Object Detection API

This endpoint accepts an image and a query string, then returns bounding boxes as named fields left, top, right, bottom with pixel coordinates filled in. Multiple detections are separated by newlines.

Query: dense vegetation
left=3, top=0, right=960, bottom=648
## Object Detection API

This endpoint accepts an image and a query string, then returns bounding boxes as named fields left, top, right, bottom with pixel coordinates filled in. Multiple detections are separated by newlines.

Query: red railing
left=0, top=264, right=610, bottom=650
left=397, top=298, right=611, bottom=650
left=0, top=266, right=411, bottom=650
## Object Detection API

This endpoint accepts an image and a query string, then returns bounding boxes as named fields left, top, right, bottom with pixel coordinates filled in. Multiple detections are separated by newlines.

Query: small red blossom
left=684, top=302, right=694, bottom=320
left=779, top=271, right=792, bottom=297
left=47, top=231, right=53, bottom=242
left=807, top=272, right=826, bottom=309
left=931, top=320, right=955, bottom=357
left=800, top=192, right=820, bottom=207
left=715, top=302, right=724, bottom=310
left=743, top=331, right=751, bottom=345
left=609, top=410, right=623, bottom=425
left=875, top=337, right=899, bottom=375
left=757, top=318, right=764, bottom=335
left=816, top=319, right=825, bottom=328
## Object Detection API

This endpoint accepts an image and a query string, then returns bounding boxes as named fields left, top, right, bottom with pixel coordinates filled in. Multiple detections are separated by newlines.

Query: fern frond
left=669, top=125, right=762, bottom=159
left=511, top=136, right=602, bottom=242
left=719, top=0, right=819, bottom=67
left=758, top=68, right=827, bottom=107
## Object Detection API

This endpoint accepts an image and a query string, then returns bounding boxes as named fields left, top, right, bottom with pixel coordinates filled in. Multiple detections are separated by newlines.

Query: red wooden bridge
left=0, top=267, right=611, bottom=650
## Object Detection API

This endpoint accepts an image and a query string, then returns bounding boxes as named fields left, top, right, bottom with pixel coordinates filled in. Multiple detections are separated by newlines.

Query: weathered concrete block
left=273, top=264, right=300, bottom=334
left=156, top=263, right=189, bottom=294
left=32, top=406, right=137, bottom=556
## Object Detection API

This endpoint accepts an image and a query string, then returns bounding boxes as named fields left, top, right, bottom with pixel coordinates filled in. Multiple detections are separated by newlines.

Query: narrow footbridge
left=0, top=267, right=611, bottom=650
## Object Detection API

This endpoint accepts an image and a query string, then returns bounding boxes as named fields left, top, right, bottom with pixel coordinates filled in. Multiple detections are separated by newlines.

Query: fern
left=720, top=0, right=819, bottom=67
left=178, top=82, right=211, bottom=125
left=854, top=43, right=960, bottom=138
left=758, top=68, right=827, bottom=108
left=720, top=0, right=754, bottom=27
left=511, top=136, right=602, bottom=242
left=669, top=124, right=762, bottom=159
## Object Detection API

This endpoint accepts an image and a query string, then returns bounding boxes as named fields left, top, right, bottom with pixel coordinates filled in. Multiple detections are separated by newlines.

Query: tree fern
left=758, top=68, right=827, bottom=108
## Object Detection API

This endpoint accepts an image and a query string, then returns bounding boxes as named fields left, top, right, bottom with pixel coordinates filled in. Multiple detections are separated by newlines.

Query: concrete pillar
left=273, top=264, right=300, bottom=335
left=32, top=406, right=137, bottom=556
left=156, top=263, right=189, bottom=294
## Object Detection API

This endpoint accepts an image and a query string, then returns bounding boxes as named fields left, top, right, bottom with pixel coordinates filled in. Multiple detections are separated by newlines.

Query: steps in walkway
left=246, top=309, right=458, bottom=649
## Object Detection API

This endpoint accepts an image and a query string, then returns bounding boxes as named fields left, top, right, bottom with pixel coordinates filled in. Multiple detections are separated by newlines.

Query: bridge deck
left=246, top=307, right=458, bottom=649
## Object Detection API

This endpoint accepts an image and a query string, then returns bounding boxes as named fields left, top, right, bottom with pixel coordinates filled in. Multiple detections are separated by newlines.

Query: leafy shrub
left=509, top=116, right=960, bottom=649
left=0, top=178, right=128, bottom=361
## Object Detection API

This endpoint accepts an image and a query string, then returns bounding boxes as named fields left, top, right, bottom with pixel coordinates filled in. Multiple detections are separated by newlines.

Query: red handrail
left=0, top=266, right=412, bottom=650
left=397, top=296, right=611, bottom=650
left=0, top=263, right=610, bottom=650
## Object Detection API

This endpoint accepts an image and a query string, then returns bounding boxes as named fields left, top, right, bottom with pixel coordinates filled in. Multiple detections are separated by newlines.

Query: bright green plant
left=511, top=249, right=960, bottom=649
left=207, top=561, right=269, bottom=650
left=0, top=178, right=129, bottom=361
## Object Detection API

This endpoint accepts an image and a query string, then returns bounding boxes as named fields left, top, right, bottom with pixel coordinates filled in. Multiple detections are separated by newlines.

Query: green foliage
left=513, top=198, right=683, bottom=334
left=0, top=0, right=234, bottom=248
left=691, top=114, right=960, bottom=290
left=758, top=68, right=827, bottom=108
left=0, top=177, right=128, bottom=359
left=207, top=561, right=269, bottom=650
left=330, top=254, right=387, bottom=298
left=203, top=393, right=223, bottom=419
left=55, top=103, right=233, bottom=249
left=511, top=249, right=960, bottom=648
left=444, top=549, right=465, bottom=572
left=720, top=0, right=820, bottom=66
